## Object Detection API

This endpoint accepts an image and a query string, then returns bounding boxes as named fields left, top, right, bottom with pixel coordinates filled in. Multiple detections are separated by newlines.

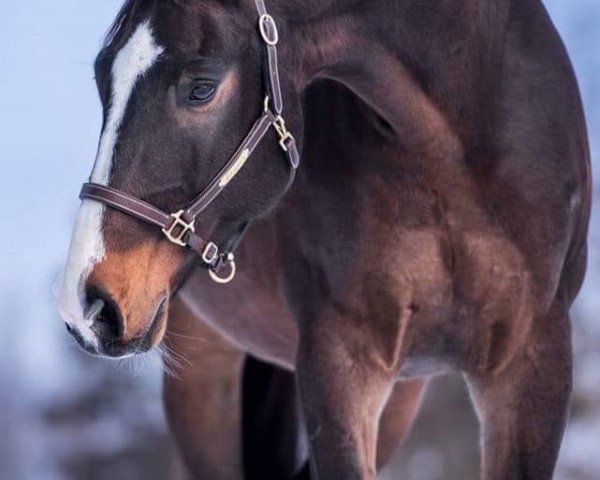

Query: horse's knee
left=465, top=309, right=572, bottom=480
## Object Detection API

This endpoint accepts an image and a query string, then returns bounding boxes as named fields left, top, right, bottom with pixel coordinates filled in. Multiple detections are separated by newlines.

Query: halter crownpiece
left=79, top=0, right=299, bottom=284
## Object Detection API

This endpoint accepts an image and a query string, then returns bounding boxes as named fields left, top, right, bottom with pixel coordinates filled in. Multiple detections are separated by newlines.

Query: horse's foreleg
left=296, top=312, right=399, bottom=480
left=466, top=307, right=572, bottom=480
left=163, top=297, right=245, bottom=480
left=377, top=378, right=428, bottom=469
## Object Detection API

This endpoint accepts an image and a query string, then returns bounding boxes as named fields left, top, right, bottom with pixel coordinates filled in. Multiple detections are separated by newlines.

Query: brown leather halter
left=80, top=0, right=299, bottom=284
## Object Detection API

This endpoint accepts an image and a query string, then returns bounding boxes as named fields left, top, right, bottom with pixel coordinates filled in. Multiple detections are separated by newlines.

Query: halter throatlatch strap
left=79, top=0, right=298, bottom=284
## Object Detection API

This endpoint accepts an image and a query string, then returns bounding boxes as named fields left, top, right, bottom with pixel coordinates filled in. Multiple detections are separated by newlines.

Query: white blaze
left=58, top=20, right=164, bottom=347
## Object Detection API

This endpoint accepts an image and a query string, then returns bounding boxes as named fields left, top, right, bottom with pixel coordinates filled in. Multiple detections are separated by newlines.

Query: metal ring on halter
left=259, top=14, right=279, bottom=46
left=209, top=259, right=237, bottom=284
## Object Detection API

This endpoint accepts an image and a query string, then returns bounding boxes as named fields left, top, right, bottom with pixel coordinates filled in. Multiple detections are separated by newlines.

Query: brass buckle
left=162, top=210, right=196, bottom=247
left=273, top=115, right=294, bottom=152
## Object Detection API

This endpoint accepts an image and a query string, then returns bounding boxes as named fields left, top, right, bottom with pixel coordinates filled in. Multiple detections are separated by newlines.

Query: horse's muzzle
left=65, top=287, right=167, bottom=358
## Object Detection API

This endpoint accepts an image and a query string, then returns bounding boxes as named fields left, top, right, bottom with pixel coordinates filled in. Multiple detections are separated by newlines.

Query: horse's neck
left=284, top=0, right=511, bottom=156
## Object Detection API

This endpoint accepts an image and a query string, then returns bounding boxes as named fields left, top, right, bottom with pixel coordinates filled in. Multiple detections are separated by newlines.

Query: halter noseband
left=79, top=0, right=299, bottom=284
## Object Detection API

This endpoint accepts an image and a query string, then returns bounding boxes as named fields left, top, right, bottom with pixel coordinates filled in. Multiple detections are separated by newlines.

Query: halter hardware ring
left=259, top=14, right=279, bottom=46
left=163, top=210, right=196, bottom=247
left=264, top=97, right=295, bottom=153
left=209, top=256, right=237, bottom=284
left=273, top=115, right=294, bottom=152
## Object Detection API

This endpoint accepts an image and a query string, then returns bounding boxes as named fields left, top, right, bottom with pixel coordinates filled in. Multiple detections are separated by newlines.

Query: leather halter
left=79, top=0, right=299, bottom=284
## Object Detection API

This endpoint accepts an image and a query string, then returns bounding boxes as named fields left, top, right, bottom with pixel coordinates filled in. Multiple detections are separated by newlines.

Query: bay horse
left=58, top=0, right=591, bottom=478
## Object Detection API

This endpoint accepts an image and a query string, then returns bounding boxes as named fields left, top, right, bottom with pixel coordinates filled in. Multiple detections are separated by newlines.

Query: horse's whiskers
left=165, top=329, right=211, bottom=344
left=161, top=345, right=188, bottom=370
left=167, top=344, right=193, bottom=368
left=156, top=344, right=186, bottom=378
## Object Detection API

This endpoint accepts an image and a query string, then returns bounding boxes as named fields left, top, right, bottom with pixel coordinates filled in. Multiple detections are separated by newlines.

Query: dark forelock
left=103, top=0, right=156, bottom=50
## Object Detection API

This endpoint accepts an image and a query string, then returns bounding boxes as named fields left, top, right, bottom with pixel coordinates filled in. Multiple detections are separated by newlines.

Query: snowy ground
left=0, top=1, right=598, bottom=479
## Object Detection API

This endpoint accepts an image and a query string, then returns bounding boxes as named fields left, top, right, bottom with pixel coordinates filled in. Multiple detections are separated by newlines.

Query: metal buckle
left=273, top=115, right=294, bottom=152
left=202, top=242, right=220, bottom=265
left=162, top=210, right=196, bottom=247
left=209, top=254, right=237, bottom=285
left=259, top=14, right=279, bottom=46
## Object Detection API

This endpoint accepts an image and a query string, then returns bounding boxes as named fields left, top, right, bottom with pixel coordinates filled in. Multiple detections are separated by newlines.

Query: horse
left=57, top=0, right=591, bottom=478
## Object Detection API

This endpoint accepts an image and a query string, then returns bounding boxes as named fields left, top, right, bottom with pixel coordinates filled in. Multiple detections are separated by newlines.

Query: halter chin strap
left=80, top=0, right=299, bottom=284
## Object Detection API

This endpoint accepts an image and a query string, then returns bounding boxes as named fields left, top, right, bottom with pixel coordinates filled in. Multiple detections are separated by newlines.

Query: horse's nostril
left=86, top=287, right=124, bottom=339
left=96, top=301, right=121, bottom=338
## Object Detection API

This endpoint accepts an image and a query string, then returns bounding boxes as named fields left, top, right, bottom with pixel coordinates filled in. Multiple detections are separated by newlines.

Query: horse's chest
left=179, top=268, right=299, bottom=370
left=179, top=226, right=534, bottom=374
left=395, top=228, right=535, bottom=374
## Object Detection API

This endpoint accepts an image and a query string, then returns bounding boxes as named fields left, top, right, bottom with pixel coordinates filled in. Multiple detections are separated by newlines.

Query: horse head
left=58, top=0, right=303, bottom=357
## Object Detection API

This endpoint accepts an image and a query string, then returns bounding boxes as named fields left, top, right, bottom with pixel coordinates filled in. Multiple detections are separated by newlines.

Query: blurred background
left=0, top=1, right=598, bottom=479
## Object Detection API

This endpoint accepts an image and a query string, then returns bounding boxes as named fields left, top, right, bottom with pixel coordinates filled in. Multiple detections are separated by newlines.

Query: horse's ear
left=104, top=0, right=154, bottom=50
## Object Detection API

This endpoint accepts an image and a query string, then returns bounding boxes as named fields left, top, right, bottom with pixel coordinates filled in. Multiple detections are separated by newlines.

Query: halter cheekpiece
left=79, top=0, right=299, bottom=284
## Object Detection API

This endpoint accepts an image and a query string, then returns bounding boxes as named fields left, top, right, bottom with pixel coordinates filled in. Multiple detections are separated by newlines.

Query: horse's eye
left=188, top=82, right=216, bottom=104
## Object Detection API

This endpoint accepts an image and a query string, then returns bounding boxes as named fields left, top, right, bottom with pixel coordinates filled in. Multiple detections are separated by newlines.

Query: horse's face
left=58, top=1, right=301, bottom=358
